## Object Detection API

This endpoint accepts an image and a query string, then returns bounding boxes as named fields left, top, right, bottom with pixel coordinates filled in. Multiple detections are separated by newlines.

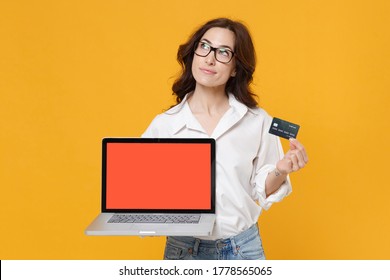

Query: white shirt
left=142, top=93, right=292, bottom=240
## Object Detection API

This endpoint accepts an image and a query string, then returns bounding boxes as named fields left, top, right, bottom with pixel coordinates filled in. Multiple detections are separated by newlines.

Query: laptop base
left=85, top=213, right=216, bottom=236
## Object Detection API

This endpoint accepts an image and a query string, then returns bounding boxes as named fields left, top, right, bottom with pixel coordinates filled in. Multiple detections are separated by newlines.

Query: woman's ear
left=231, top=70, right=236, bottom=77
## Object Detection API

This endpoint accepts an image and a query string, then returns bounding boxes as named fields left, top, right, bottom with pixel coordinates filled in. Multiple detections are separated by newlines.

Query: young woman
left=142, top=18, right=308, bottom=260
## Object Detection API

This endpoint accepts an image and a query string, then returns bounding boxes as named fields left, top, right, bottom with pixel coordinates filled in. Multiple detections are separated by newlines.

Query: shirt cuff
left=252, top=164, right=292, bottom=210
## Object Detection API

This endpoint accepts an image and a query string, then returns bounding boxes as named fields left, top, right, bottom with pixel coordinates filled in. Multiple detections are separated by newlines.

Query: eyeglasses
left=194, top=41, right=235, bottom=64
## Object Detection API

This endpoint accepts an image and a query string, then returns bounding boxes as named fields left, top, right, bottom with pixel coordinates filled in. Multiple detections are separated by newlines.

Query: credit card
left=268, top=117, right=300, bottom=139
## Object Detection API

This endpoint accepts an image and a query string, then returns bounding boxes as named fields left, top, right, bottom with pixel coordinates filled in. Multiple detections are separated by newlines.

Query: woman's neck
left=189, top=85, right=229, bottom=115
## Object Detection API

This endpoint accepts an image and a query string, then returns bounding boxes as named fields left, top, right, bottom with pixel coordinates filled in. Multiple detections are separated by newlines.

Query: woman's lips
left=200, top=68, right=217, bottom=75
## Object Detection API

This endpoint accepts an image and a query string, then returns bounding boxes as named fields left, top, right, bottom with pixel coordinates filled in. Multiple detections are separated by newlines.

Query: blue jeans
left=163, top=223, right=266, bottom=260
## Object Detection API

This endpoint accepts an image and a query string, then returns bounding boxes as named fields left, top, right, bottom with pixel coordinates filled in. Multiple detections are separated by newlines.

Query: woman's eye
left=218, top=49, right=229, bottom=57
left=200, top=43, right=210, bottom=50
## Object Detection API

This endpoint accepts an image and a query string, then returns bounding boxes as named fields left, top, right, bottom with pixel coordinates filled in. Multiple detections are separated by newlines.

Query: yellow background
left=1, top=0, right=389, bottom=259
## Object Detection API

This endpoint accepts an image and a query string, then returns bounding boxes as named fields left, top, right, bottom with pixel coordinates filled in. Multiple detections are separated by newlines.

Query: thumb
left=289, top=138, right=297, bottom=150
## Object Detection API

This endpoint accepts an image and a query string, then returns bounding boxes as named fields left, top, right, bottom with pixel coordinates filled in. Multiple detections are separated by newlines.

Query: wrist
left=274, top=167, right=288, bottom=177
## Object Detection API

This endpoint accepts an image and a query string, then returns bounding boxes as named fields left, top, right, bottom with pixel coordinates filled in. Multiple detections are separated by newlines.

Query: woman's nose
left=205, top=50, right=216, bottom=65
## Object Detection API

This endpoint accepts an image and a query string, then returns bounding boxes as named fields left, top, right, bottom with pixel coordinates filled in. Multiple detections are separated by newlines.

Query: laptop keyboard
left=108, top=214, right=201, bottom=224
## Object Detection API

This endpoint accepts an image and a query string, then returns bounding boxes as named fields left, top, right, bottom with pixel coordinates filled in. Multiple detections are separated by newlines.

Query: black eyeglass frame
left=194, top=41, right=235, bottom=64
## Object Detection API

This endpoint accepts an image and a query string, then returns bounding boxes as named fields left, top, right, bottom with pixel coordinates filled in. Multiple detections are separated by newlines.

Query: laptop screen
left=102, top=138, right=215, bottom=213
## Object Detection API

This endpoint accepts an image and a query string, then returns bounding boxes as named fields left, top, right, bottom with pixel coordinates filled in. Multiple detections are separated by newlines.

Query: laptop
left=85, top=137, right=216, bottom=236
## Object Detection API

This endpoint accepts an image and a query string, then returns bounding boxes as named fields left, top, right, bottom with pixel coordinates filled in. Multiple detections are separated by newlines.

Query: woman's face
left=191, top=27, right=236, bottom=92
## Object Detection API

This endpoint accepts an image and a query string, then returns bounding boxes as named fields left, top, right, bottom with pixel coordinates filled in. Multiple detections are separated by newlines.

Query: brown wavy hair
left=172, top=18, right=258, bottom=108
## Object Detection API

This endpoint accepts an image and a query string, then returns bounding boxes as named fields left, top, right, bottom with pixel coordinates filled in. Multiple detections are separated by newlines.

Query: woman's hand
left=276, top=138, right=308, bottom=175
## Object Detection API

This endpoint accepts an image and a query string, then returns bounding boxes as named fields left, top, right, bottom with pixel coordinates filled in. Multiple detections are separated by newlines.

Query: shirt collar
left=166, top=93, right=259, bottom=136
left=165, top=94, right=198, bottom=135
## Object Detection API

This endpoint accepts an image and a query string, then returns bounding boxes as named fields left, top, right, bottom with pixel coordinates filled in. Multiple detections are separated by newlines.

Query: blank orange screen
left=106, top=143, right=212, bottom=210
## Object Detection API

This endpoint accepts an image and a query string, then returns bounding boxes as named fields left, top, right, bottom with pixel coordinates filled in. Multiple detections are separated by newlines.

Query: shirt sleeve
left=141, top=115, right=162, bottom=138
left=251, top=117, right=292, bottom=211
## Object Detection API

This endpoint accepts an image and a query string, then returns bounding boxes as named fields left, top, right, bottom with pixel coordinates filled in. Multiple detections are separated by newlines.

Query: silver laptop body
left=85, top=138, right=216, bottom=236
